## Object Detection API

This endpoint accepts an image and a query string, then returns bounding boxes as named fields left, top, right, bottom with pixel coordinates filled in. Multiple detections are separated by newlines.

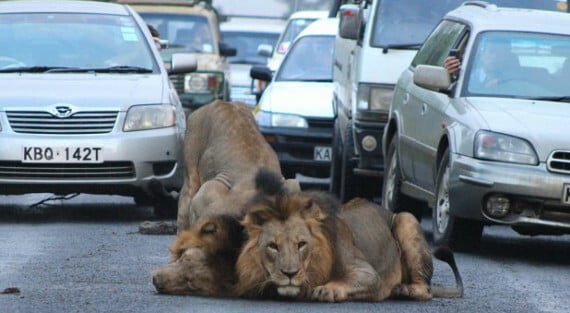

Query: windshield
left=371, top=0, right=568, bottom=47
left=140, top=13, right=214, bottom=54
left=463, top=31, right=570, bottom=98
left=275, top=18, right=319, bottom=55
left=0, top=13, right=156, bottom=71
left=276, top=35, right=334, bottom=82
left=222, top=31, right=280, bottom=65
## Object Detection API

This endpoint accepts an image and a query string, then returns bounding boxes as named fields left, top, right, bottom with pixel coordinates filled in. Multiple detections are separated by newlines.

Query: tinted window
left=222, top=31, right=280, bottom=65
left=140, top=13, right=214, bottom=53
left=0, top=13, right=156, bottom=70
left=412, top=20, right=465, bottom=67
left=276, top=35, right=334, bottom=82
left=463, top=31, right=570, bottom=98
left=370, top=0, right=567, bottom=47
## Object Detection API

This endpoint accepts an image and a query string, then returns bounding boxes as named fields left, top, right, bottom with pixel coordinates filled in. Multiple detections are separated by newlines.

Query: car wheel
left=432, top=148, right=483, bottom=250
left=339, top=122, right=358, bottom=203
left=382, top=133, right=425, bottom=221
left=329, top=119, right=342, bottom=196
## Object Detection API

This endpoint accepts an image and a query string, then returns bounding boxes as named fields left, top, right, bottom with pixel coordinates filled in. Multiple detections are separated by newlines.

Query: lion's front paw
left=312, top=282, right=348, bottom=302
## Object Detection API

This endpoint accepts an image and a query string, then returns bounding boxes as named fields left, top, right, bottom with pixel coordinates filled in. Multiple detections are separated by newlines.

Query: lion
left=152, top=214, right=246, bottom=296
left=235, top=169, right=463, bottom=302
left=177, top=100, right=298, bottom=233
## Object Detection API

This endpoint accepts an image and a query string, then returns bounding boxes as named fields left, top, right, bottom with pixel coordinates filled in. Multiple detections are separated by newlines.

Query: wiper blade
left=0, top=66, right=75, bottom=73
left=381, top=43, right=423, bottom=52
left=58, top=66, right=153, bottom=73
left=527, top=96, right=570, bottom=102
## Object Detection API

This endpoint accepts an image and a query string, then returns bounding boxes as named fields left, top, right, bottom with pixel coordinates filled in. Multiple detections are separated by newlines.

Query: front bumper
left=0, top=124, right=184, bottom=197
left=449, top=153, right=570, bottom=231
left=353, top=119, right=385, bottom=176
left=260, top=125, right=332, bottom=178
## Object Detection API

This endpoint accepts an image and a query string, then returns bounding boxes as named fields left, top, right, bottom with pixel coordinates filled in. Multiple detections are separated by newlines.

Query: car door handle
left=403, top=93, right=409, bottom=105
left=421, top=103, right=427, bottom=115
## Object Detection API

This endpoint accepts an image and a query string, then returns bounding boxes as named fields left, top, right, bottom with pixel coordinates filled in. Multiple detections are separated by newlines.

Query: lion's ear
left=200, top=221, right=217, bottom=235
left=255, top=168, right=284, bottom=196
left=302, top=199, right=327, bottom=222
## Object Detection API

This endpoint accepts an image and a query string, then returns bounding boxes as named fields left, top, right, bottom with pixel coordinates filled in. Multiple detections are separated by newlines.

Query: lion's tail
left=431, top=246, right=464, bottom=298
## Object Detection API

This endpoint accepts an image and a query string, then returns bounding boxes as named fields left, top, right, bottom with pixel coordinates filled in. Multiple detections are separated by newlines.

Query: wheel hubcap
left=436, top=164, right=450, bottom=234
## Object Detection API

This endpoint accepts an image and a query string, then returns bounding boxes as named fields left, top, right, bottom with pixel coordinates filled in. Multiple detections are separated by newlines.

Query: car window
left=412, top=20, right=466, bottom=67
left=275, top=35, right=334, bottom=82
left=0, top=13, right=156, bottom=70
left=463, top=31, right=570, bottom=98
left=140, top=13, right=214, bottom=53
left=275, top=18, right=318, bottom=55
left=222, top=31, right=280, bottom=65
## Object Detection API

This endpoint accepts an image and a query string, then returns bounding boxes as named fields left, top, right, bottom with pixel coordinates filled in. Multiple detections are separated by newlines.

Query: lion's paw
left=312, top=282, right=348, bottom=302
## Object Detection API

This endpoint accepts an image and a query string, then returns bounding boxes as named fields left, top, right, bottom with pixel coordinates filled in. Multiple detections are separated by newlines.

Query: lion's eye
left=297, top=241, right=307, bottom=250
left=267, top=242, right=279, bottom=252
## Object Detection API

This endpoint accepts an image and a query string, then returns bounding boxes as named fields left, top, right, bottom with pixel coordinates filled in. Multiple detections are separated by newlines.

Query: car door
left=406, top=21, right=468, bottom=191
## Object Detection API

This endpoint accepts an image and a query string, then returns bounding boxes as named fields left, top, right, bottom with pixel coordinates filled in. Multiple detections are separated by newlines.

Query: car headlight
left=123, top=104, right=175, bottom=132
left=255, top=110, right=308, bottom=128
left=474, top=130, right=538, bottom=165
left=184, top=72, right=222, bottom=94
left=356, top=84, right=393, bottom=112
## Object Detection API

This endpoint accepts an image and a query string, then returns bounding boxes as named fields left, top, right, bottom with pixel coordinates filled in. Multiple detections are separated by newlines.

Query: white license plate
left=22, top=146, right=103, bottom=163
left=562, top=184, right=570, bottom=205
left=314, top=146, right=331, bottom=161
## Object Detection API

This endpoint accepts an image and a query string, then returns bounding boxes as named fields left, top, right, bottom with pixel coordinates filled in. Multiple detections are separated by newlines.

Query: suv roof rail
left=461, top=1, right=497, bottom=10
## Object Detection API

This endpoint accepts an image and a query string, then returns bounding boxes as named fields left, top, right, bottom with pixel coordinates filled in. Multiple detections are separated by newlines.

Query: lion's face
left=236, top=189, right=335, bottom=299
left=152, top=215, right=244, bottom=296
left=257, top=214, right=314, bottom=297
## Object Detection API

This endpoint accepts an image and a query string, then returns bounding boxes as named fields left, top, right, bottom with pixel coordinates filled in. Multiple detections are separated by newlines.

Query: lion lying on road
left=152, top=215, right=246, bottom=296
left=235, top=169, right=463, bottom=302
left=177, top=100, right=293, bottom=233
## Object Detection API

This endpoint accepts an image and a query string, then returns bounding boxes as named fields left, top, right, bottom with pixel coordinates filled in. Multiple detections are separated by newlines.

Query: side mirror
left=250, top=66, right=272, bottom=82
left=338, top=4, right=361, bottom=40
left=413, top=65, right=451, bottom=91
left=168, top=53, right=197, bottom=75
left=219, top=42, right=237, bottom=57
left=257, top=44, right=274, bottom=58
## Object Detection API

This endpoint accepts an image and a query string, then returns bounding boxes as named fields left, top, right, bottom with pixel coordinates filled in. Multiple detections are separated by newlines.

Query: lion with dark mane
left=235, top=169, right=463, bottom=302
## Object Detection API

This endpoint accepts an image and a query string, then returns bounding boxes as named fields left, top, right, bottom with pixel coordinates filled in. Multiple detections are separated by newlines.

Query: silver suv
left=383, top=1, right=570, bottom=249
left=0, top=0, right=196, bottom=216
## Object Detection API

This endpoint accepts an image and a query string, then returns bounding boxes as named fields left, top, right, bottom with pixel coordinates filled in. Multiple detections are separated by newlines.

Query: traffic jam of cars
left=1, top=0, right=570, bottom=305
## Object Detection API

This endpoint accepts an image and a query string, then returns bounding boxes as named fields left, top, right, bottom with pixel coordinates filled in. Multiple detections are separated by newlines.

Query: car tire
left=432, top=148, right=483, bottom=250
left=382, top=133, right=425, bottom=221
left=339, top=122, right=358, bottom=203
left=329, top=119, right=342, bottom=196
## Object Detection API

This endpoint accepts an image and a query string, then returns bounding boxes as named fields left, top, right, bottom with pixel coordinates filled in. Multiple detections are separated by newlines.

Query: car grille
left=169, top=75, right=184, bottom=95
left=0, top=161, right=135, bottom=179
left=307, top=118, right=334, bottom=129
left=6, top=110, right=118, bottom=134
left=547, top=150, right=570, bottom=174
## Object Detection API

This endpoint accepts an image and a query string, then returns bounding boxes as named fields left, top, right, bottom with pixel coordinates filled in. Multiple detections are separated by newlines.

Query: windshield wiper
left=48, top=66, right=153, bottom=74
left=0, top=66, right=77, bottom=73
left=526, top=96, right=570, bottom=102
left=229, top=58, right=263, bottom=65
left=381, top=43, right=423, bottom=53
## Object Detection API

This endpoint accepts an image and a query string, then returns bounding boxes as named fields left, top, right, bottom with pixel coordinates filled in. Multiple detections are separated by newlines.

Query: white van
left=330, top=0, right=569, bottom=202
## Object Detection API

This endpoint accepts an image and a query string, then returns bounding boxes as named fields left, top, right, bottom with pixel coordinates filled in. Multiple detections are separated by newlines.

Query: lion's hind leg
left=390, top=212, right=434, bottom=301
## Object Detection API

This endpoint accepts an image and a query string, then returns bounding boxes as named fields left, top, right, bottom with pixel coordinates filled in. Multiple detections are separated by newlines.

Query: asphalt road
left=0, top=193, right=569, bottom=313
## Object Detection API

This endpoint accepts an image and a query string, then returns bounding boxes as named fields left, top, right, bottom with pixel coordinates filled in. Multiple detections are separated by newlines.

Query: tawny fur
left=152, top=215, right=246, bottom=296
left=177, top=100, right=284, bottom=233
left=235, top=169, right=463, bottom=302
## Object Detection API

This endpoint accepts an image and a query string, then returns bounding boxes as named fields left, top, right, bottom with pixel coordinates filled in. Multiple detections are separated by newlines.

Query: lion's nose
left=152, top=272, right=165, bottom=289
left=281, top=269, right=299, bottom=279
